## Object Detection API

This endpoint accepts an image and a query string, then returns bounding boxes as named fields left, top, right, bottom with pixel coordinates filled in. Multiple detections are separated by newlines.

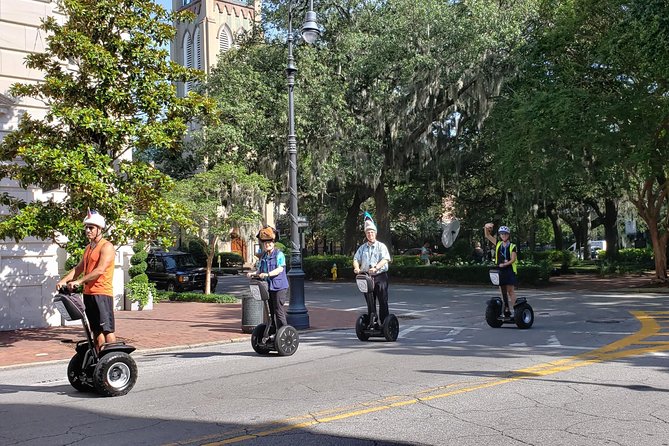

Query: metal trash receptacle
left=241, top=296, right=264, bottom=333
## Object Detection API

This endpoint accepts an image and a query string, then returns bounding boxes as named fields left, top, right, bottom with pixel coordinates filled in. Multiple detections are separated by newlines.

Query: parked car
left=146, top=250, right=218, bottom=292
left=568, top=240, right=607, bottom=259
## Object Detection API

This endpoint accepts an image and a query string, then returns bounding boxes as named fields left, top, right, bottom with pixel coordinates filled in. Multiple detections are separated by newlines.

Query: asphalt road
left=1, top=280, right=668, bottom=446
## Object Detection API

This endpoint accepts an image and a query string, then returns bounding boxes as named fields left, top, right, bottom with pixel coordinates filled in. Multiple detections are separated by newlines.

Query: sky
left=156, top=0, right=173, bottom=13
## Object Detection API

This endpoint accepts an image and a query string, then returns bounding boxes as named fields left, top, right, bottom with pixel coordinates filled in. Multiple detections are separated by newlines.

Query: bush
left=303, top=255, right=353, bottom=280
left=126, top=242, right=155, bottom=308
left=302, top=255, right=550, bottom=285
left=598, top=248, right=653, bottom=266
left=155, top=291, right=239, bottom=303
left=64, top=249, right=83, bottom=271
left=218, top=252, right=243, bottom=267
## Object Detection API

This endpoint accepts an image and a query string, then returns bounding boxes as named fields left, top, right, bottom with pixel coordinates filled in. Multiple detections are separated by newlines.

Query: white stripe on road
left=398, top=325, right=422, bottom=339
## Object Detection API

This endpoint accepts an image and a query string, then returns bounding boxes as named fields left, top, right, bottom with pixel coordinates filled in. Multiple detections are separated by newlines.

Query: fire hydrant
left=331, top=263, right=337, bottom=281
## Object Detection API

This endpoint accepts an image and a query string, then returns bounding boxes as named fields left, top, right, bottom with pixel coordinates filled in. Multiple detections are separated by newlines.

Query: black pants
left=365, top=272, right=389, bottom=323
left=269, top=288, right=288, bottom=329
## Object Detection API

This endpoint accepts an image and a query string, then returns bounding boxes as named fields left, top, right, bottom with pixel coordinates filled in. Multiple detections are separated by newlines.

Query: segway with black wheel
left=249, top=277, right=299, bottom=356
left=485, top=269, right=534, bottom=329
left=355, top=273, right=399, bottom=342
left=53, top=288, right=138, bottom=396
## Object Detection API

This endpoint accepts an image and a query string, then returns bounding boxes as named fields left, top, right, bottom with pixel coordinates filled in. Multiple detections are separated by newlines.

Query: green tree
left=170, top=163, right=271, bottom=294
left=486, top=0, right=669, bottom=280
left=0, top=0, right=212, bottom=250
left=197, top=0, right=541, bottom=254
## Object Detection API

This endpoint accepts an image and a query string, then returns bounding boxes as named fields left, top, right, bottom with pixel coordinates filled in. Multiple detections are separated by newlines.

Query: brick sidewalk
left=0, top=301, right=356, bottom=369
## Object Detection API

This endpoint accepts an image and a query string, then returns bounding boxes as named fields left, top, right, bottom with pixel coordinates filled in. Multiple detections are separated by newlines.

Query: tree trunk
left=374, top=182, right=391, bottom=251
left=205, top=235, right=219, bottom=295
left=603, top=198, right=619, bottom=260
left=343, top=187, right=371, bottom=255
left=632, top=178, right=668, bottom=282
left=546, top=204, right=564, bottom=250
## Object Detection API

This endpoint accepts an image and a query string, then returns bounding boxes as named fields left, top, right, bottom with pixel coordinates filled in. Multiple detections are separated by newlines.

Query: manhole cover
left=586, top=319, right=622, bottom=324
left=397, top=314, right=420, bottom=320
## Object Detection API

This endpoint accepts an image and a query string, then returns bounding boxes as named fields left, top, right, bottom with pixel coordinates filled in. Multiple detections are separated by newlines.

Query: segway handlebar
left=248, top=276, right=270, bottom=301
left=53, top=288, right=86, bottom=322
left=355, top=273, right=374, bottom=294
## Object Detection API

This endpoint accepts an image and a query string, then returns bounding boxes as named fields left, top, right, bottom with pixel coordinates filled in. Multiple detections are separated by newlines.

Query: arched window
left=182, top=31, right=193, bottom=93
left=193, top=26, right=202, bottom=70
left=218, top=25, right=232, bottom=54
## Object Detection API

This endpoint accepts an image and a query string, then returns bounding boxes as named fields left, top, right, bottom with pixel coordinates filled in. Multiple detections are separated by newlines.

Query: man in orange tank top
left=57, top=209, right=116, bottom=351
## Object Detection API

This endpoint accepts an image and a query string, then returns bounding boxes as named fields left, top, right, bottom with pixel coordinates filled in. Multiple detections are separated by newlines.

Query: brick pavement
left=0, top=301, right=356, bottom=369
left=0, top=272, right=665, bottom=369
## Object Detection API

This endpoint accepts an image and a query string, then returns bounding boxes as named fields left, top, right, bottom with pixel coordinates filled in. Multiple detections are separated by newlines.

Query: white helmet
left=83, top=209, right=106, bottom=229
left=498, top=225, right=510, bottom=234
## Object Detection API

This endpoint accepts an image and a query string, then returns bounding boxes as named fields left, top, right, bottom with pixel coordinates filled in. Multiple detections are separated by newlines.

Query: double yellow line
left=170, top=311, right=669, bottom=446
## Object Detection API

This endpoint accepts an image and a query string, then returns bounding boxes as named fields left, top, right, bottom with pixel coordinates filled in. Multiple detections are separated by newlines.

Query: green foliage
left=170, top=163, right=270, bottom=293
left=303, top=255, right=353, bottom=280
left=392, top=256, right=423, bottom=267
left=125, top=279, right=154, bottom=308
left=302, top=254, right=549, bottom=285
left=128, top=264, right=147, bottom=278
left=130, top=249, right=148, bottom=265
left=127, top=241, right=153, bottom=306
left=155, top=291, right=238, bottom=303
left=218, top=252, right=243, bottom=267
left=64, top=249, right=83, bottom=271
left=598, top=248, right=654, bottom=268
left=0, top=0, right=212, bottom=252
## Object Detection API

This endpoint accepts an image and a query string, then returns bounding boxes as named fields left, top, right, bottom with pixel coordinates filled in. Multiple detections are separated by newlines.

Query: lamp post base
left=287, top=268, right=309, bottom=329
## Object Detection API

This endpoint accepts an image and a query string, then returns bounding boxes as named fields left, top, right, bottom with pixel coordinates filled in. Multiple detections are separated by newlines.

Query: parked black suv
left=146, top=250, right=218, bottom=292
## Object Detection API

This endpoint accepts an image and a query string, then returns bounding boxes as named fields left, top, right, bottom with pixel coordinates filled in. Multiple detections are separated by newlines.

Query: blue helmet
left=498, top=225, right=510, bottom=234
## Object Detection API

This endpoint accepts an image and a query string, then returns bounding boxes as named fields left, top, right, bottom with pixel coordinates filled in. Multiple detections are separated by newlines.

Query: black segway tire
left=485, top=300, right=504, bottom=328
left=275, top=325, right=299, bottom=356
left=67, top=353, right=94, bottom=392
left=251, top=324, right=272, bottom=354
left=514, top=303, right=534, bottom=329
left=382, top=314, right=400, bottom=342
left=93, top=352, right=137, bottom=397
left=355, top=314, right=370, bottom=341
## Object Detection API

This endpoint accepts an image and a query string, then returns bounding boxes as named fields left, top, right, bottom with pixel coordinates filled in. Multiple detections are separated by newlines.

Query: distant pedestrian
left=420, top=241, right=432, bottom=265
left=472, top=242, right=484, bottom=263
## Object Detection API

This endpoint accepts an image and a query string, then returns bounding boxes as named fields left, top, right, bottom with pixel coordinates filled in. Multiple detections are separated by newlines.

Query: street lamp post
left=286, top=0, right=319, bottom=329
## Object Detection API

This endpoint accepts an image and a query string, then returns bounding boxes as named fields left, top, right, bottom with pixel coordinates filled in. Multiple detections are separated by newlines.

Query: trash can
left=241, top=296, right=264, bottom=333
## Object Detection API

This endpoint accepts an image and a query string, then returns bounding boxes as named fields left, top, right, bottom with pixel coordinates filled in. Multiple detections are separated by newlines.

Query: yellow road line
left=172, top=311, right=669, bottom=446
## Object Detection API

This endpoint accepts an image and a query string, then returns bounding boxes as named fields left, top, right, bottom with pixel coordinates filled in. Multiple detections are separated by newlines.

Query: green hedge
left=598, top=248, right=653, bottom=266
left=302, top=255, right=550, bottom=285
left=156, top=291, right=239, bottom=303
left=218, top=252, right=243, bottom=267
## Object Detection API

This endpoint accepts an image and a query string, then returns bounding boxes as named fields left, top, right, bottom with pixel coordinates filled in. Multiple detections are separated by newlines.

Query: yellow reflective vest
left=495, top=241, right=517, bottom=274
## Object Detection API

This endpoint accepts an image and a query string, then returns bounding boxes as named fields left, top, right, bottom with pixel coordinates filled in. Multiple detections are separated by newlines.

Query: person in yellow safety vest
left=484, top=223, right=518, bottom=317
left=331, top=263, right=338, bottom=281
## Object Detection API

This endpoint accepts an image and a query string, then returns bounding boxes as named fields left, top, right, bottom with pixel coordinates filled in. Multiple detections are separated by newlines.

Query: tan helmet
left=257, top=226, right=276, bottom=242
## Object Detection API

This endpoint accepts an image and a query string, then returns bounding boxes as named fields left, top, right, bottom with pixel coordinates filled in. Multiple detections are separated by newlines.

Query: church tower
left=171, top=0, right=260, bottom=97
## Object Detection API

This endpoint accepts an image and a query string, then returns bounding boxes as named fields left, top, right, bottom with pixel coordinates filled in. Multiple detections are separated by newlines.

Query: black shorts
left=83, top=294, right=115, bottom=334
left=498, top=267, right=517, bottom=286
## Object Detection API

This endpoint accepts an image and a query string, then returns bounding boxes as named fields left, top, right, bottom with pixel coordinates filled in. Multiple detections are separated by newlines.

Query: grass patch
left=155, top=291, right=239, bottom=303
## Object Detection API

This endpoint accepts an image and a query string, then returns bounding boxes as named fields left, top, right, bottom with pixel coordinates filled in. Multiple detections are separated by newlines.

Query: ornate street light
left=286, top=0, right=320, bottom=329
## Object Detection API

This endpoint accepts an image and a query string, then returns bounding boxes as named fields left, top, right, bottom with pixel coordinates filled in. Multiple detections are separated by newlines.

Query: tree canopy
left=0, top=0, right=212, bottom=250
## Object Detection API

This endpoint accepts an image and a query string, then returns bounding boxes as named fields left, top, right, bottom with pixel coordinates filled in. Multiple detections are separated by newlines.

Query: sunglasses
left=85, top=225, right=98, bottom=231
